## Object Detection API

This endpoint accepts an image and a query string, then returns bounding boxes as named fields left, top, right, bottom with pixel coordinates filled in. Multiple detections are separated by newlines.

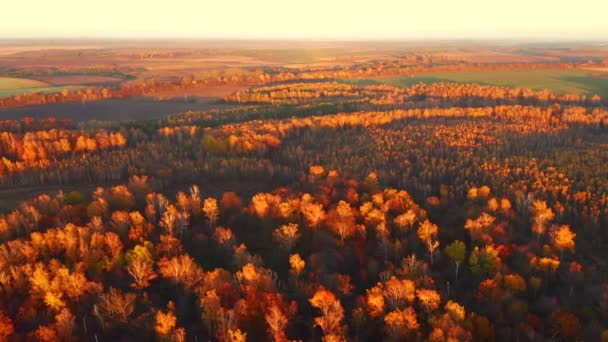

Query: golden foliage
left=416, top=288, right=441, bottom=312
left=309, top=288, right=345, bottom=338
left=384, top=307, right=420, bottom=337
left=550, top=224, right=576, bottom=254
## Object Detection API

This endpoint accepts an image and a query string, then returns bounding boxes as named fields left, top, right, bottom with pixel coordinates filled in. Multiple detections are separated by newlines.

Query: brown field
left=284, top=54, right=395, bottom=69
left=0, top=44, right=102, bottom=56
left=1, top=40, right=606, bottom=80
left=0, top=48, right=278, bottom=77
left=0, top=94, right=238, bottom=122
left=193, top=55, right=274, bottom=64
left=33, top=75, right=124, bottom=85
left=141, top=57, right=279, bottom=73
left=438, top=50, right=559, bottom=63
left=543, top=47, right=608, bottom=59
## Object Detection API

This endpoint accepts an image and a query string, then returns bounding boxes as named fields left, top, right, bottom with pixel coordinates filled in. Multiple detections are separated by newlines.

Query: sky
left=2, top=0, right=607, bottom=40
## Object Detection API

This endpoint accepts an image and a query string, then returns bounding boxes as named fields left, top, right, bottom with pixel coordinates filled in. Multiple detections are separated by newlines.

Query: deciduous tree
left=417, top=220, right=440, bottom=265
left=309, top=288, right=345, bottom=339
left=445, top=240, right=466, bottom=279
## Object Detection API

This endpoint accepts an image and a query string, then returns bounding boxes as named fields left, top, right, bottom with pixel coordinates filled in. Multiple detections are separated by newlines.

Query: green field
left=0, top=77, right=88, bottom=98
left=0, top=76, right=49, bottom=89
left=0, top=85, right=84, bottom=98
left=343, top=69, right=608, bottom=99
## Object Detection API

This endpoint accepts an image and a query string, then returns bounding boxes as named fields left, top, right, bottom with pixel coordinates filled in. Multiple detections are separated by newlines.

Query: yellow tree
left=329, top=201, right=356, bottom=242
left=384, top=276, right=416, bottom=309
left=214, top=226, right=236, bottom=246
left=176, top=211, right=190, bottom=241
left=96, top=287, right=136, bottom=324
left=384, top=307, right=420, bottom=339
left=417, top=220, right=440, bottom=265
left=157, top=254, right=205, bottom=290
left=189, top=185, right=202, bottom=215
left=273, top=223, right=301, bottom=252
left=366, top=284, right=385, bottom=319
left=54, top=308, right=75, bottom=341
left=155, top=303, right=177, bottom=337
left=300, top=200, right=326, bottom=229
left=127, top=258, right=157, bottom=290
left=416, top=288, right=441, bottom=313
left=160, top=205, right=178, bottom=237
left=200, top=290, right=221, bottom=336
left=203, top=197, right=219, bottom=228
left=531, top=200, right=555, bottom=241
left=176, top=191, right=190, bottom=212
left=309, top=165, right=325, bottom=180
left=309, top=288, right=345, bottom=340
left=393, top=209, right=416, bottom=233
left=550, top=224, right=576, bottom=259
left=227, top=329, right=247, bottom=342
left=265, top=305, right=289, bottom=342
left=289, top=253, right=305, bottom=286
left=250, top=193, right=272, bottom=218
left=464, top=212, right=495, bottom=244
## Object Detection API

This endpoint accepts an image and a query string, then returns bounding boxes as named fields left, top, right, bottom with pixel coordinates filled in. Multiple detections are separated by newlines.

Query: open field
left=435, top=50, right=559, bottom=63
left=0, top=75, right=123, bottom=98
left=34, top=75, right=124, bottom=85
left=2, top=40, right=606, bottom=78
left=0, top=85, right=84, bottom=98
left=0, top=84, right=243, bottom=122
left=0, top=44, right=102, bottom=56
left=0, top=76, right=49, bottom=89
left=0, top=76, right=90, bottom=98
left=0, top=94, right=237, bottom=122
left=343, top=68, right=608, bottom=98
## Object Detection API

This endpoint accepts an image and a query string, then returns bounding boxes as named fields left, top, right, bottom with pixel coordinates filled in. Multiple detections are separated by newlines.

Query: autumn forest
left=0, top=40, right=607, bottom=341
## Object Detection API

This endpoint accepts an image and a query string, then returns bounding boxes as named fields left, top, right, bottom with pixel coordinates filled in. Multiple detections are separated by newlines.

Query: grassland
left=0, top=76, right=49, bottom=89
left=0, top=76, right=87, bottom=98
left=0, top=85, right=85, bottom=98
left=35, top=75, right=124, bottom=86
left=343, top=69, right=608, bottom=98
left=0, top=75, right=123, bottom=98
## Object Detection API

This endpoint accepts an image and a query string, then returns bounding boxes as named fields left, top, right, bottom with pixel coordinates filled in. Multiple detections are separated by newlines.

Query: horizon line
left=1, top=36, right=607, bottom=43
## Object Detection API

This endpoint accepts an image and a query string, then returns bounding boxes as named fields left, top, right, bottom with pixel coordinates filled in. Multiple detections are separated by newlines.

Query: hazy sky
left=2, top=0, right=607, bottom=40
